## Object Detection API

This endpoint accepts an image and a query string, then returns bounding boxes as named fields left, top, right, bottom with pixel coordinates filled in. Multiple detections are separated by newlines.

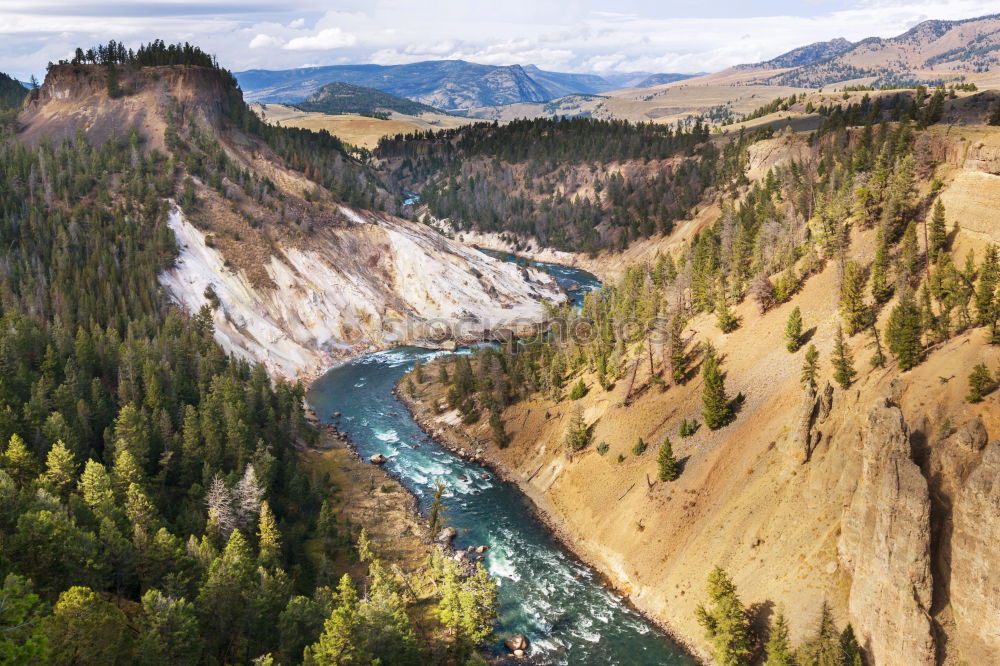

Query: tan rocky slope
left=401, top=119, right=1000, bottom=664
left=18, top=64, right=565, bottom=380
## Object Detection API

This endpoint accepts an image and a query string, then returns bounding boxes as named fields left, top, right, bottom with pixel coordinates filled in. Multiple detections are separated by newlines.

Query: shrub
left=596, top=442, right=609, bottom=456
left=631, top=438, right=647, bottom=456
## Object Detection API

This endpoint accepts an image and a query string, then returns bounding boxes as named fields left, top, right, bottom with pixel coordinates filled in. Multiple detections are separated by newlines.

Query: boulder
left=514, top=649, right=524, bottom=658
left=505, top=634, right=530, bottom=652
left=369, top=453, right=388, bottom=464
left=476, top=545, right=489, bottom=554
left=954, top=416, right=988, bottom=451
left=436, top=526, right=458, bottom=544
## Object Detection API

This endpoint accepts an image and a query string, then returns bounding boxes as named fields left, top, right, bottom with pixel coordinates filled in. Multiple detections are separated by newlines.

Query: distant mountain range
left=713, top=13, right=1000, bottom=88
left=294, top=81, right=443, bottom=116
left=236, top=61, right=695, bottom=111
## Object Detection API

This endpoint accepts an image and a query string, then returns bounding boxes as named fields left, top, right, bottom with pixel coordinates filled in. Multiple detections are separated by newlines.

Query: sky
left=1, top=0, right=997, bottom=81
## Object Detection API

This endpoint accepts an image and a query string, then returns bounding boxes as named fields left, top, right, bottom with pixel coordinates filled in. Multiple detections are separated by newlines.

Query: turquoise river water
left=306, top=256, right=695, bottom=665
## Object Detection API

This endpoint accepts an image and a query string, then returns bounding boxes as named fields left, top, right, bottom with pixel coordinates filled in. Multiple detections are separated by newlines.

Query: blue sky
left=0, top=0, right=996, bottom=80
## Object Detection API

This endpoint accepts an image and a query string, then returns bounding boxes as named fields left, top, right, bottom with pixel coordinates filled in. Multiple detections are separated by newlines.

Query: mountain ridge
left=236, top=60, right=696, bottom=111
left=293, top=80, right=445, bottom=116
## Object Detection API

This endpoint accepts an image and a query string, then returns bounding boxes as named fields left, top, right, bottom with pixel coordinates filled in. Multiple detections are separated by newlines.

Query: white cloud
left=249, top=33, right=284, bottom=49
left=283, top=27, right=357, bottom=51
left=1, top=0, right=999, bottom=80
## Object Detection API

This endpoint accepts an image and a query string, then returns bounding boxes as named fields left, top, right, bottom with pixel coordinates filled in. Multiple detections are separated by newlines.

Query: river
left=306, top=256, right=695, bottom=665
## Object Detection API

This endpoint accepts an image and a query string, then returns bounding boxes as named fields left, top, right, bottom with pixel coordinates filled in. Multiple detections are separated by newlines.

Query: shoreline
left=392, top=380, right=706, bottom=664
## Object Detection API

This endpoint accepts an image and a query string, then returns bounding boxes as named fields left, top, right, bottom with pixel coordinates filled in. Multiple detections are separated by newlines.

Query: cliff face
left=951, top=441, right=1000, bottom=664
left=19, top=63, right=565, bottom=381
left=160, top=206, right=563, bottom=380
left=838, top=402, right=934, bottom=666
left=18, top=63, right=242, bottom=148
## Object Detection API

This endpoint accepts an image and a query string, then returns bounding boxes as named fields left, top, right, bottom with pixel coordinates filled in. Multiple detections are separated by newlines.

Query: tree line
left=377, top=116, right=770, bottom=253
left=0, top=42, right=496, bottom=664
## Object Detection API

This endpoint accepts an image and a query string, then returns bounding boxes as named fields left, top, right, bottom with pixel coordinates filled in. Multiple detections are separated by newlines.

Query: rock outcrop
left=950, top=439, right=1000, bottom=664
left=160, top=207, right=564, bottom=380
left=838, top=402, right=935, bottom=666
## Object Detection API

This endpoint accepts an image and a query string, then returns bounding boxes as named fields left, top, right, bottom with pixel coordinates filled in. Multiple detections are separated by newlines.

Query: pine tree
left=966, top=363, right=995, bottom=403
left=428, top=479, right=447, bottom=537
left=257, top=500, right=282, bottom=567
left=871, top=224, right=893, bottom=304
left=929, top=199, right=947, bottom=262
left=885, top=291, right=924, bottom=370
left=43, top=440, right=77, bottom=497
left=489, top=410, right=509, bottom=448
left=975, top=245, right=999, bottom=326
left=44, top=586, right=134, bottom=664
left=657, top=437, right=679, bottom=481
left=305, top=575, right=368, bottom=665
left=785, top=306, right=804, bottom=352
left=563, top=404, right=590, bottom=452
left=412, top=359, right=424, bottom=383
left=234, top=464, right=264, bottom=529
left=78, top=459, right=116, bottom=517
left=716, top=280, right=739, bottom=333
left=438, top=363, right=449, bottom=384
left=801, top=344, right=820, bottom=391
left=2, top=434, right=38, bottom=488
left=0, top=574, right=48, bottom=665
left=111, top=449, right=145, bottom=498
left=797, top=600, right=841, bottom=666
left=138, top=590, right=202, bottom=666
left=839, top=261, right=873, bottom=335
left=899, top=221, right=920, bottom=286
left=764, top=609, right=795, bottom=666
left=702, top=350, right=730, bottom=430
left=840, top=624, right=863, bottom=666
left=569, top=378, right=587, bottom=400
left=695, top=566, right=750, bottom=666
left=831, top=325, right=856, bottom=389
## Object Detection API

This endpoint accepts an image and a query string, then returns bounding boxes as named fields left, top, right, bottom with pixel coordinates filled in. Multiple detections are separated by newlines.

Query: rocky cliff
left=839, top=402, right=934, bottom=666
left=160, top=206, right=563, bottom=380
left=19, top=63, right=565, bottom=381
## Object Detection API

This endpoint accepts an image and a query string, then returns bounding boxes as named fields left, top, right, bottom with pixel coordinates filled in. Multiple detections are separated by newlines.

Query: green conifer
left=967, top=363, right=995, bottom=403
left=831, top=325, right=857, bottom=389
left=871, top=224, right=893, bottom=304
left=929, top=199, right=947, bottom=262
left=785, top=306, right=804, bottom=352
left=657, top=437, right=679, bottom=481
left=695, top=566, right=750, bottom=666
left=702, top=351, right=730, bottom=430
left=764, top=609, right=795, bottom=666
left=801, top=344, right=820, bottom=391
left=886, top=290, right=924, bottom=370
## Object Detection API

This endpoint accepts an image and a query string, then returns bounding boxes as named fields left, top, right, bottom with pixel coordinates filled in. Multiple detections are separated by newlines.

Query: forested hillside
left=0, top=42, right=499, bottom=665
left=0, top=72, right=27, bottom=123
left=294, top=81, right=443, bottom=118
left=378, top=117, right=768, bottom=253
left=398, top=85, right=1000, bottom=664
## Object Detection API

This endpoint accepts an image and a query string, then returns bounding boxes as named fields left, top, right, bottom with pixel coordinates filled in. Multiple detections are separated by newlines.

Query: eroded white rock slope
left=160, top=207, right=564, bottom=380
